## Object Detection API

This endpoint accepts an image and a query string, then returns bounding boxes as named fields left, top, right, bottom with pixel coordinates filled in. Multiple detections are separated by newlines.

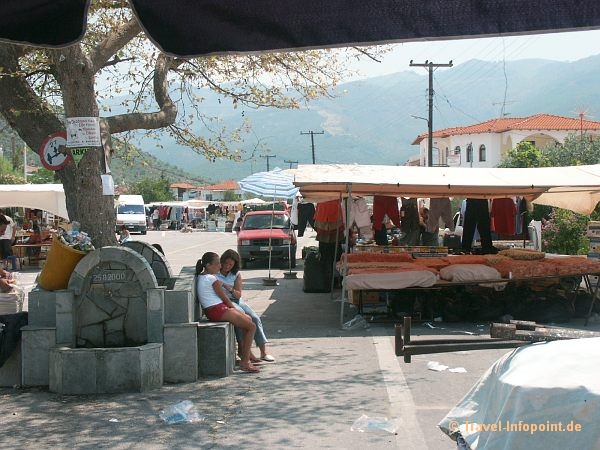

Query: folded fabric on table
left=439, top=264, right=502, bottom=282
left=343, top=270, right=437, bottom=290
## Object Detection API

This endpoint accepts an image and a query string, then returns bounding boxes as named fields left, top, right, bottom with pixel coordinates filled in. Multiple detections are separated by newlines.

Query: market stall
left=0, top=183, right=69, bottom=220
left=292, top=164, right=600, bottom=325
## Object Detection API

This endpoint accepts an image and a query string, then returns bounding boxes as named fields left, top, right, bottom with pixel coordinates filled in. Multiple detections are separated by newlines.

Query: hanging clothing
left=516, top=197, right=528, bottom=235
left=372, top=195, right=401, bottom=228
left=491, top=198, right=517, bottom=235
left=426, top=198, right=454, bottom=233
left=461, top=198, right=494, bottom=253
left=398, top=197, right=420, bottom=246
left=297, top=202, right=316, bottom=237
left=347, top=197, right=371, bottom=228
left=314, top=200, right=344, bottom=244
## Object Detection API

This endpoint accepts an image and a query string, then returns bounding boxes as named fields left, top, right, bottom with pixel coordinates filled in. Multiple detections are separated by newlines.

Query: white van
left=115, top=194, right=147, bottom=234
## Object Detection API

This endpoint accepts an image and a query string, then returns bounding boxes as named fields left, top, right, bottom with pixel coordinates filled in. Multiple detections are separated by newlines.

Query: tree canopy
left=0, top=0, right=384, bottom=246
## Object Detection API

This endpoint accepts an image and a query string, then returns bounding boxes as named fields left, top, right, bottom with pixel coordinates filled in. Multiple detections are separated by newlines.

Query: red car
left=237, top=210, right=297, bottom=269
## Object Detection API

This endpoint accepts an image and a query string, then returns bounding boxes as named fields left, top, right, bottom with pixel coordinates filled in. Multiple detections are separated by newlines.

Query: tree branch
left=89, top=18, right=142, bottom=73
left=106, top=54, right=181, bottom=133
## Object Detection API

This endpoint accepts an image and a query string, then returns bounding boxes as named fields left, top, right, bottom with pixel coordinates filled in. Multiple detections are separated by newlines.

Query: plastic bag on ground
left=351, top=414, right=401, bottom=433
left=342, top=314, right=369, bottom=330
left=159, top=400, right=205, bottom=424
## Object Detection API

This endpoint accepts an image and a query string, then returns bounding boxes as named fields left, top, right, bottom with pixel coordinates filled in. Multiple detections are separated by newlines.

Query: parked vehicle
left=237, top=210, right=296, bottom=269
left=115, top=194, right=147, bottom=234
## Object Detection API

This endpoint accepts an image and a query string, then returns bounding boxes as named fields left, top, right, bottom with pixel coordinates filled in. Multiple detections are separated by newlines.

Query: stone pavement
left=3, top=230, right=597, bottom=449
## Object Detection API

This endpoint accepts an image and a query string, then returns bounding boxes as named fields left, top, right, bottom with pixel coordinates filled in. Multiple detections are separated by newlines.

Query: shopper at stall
left=195, top=252, right=259, bottom=373
left=151, top=208, right=160, bottom=230
left=461, top=198, right=497, bottom=254
left=217, top=249, right=275, bottom=363
left=0, top=211, right=16, bottom=270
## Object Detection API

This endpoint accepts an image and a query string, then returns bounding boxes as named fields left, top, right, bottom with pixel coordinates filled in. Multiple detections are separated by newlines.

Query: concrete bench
left=171, top=266, right=236, bottom=378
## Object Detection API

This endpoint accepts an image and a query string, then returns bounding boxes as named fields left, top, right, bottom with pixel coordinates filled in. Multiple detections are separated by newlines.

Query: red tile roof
left=412, top=113, right=600, bottom=144
left=170, top=182, right=197, bottom=189
left=201, top=179, right=240, bottom=191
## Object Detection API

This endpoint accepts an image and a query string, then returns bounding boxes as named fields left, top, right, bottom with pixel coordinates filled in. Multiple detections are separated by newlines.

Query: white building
left=411, top=114, right=600, bottom=167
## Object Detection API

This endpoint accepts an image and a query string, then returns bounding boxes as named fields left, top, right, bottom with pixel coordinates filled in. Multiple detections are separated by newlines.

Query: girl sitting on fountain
left=195, top=252, right=259, bottom=373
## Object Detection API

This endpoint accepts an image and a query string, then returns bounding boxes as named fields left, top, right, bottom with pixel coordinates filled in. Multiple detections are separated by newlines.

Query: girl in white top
left=195, top=252, right=259, bottom=373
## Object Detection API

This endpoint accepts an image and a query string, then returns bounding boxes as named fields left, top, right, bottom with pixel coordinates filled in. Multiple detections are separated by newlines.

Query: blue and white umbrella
left=238, top=168, right=298, bottom=281
left=238, top=167, right=298, bottom=199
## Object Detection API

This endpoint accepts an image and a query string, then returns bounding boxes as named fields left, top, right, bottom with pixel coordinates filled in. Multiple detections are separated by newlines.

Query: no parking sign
left=38, top=131, right=72, bottom=170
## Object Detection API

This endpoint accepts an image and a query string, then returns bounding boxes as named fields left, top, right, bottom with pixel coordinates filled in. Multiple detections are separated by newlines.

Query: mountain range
left=53, top=55, right=600, bottom=184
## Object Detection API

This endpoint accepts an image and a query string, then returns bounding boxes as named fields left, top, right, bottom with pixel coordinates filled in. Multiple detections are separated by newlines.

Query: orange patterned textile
left=347, top=266, right=439, bottom=275
left=344, top=252, right=414, bottom=263
left=446, top=255, right=489, bottom=265
left=412, top=257, right=451, bottom=270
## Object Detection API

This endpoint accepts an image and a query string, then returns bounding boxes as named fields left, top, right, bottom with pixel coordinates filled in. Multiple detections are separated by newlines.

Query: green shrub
left=541, top=208, right=589, bottom=255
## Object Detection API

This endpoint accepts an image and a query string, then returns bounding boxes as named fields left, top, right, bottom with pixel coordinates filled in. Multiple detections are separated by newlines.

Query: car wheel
left=141, top=228, right=147, bottom=235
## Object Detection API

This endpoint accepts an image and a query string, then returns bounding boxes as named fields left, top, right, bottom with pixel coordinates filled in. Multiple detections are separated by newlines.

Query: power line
left=284, top=159, right=298, bottom=169
left=300, top=130, right=324, bottom=164
left=409, top=60, right=453, bottom=166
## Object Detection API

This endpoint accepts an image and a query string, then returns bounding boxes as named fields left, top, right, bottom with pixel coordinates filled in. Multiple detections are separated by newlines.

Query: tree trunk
left=51, top=47, right=117, bottom=247
left=0, top=44, right=117, bottom=247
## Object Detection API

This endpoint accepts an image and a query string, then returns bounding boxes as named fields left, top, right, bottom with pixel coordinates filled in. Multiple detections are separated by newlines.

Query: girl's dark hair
left=196, top=252, right=219, bottom=275
left=0, top=214, right=8, bottom=226
left=220, top=249, right=240, bottom=274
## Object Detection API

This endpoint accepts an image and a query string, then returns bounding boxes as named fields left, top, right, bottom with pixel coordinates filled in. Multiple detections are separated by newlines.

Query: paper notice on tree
left=66, top=117, right=101, bottom=147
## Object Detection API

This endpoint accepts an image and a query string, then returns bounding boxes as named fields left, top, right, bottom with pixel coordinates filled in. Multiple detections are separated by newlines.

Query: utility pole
left=300, top=130, right=324, bottom=164
left=409, top=60, right=453, bottom=166
left=284, top=159, right=298, bottom=169
left=260, top=154, right=276, bottom=171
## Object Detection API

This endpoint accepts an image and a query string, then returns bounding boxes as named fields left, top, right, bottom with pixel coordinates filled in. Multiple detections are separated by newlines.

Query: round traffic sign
left=38, top=131, right=72, bottom=170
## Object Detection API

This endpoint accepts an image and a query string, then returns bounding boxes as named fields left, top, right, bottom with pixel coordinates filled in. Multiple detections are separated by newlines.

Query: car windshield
left=117, top=204, right=145, bottom=214
left=243, top=214, right=290, bottom=230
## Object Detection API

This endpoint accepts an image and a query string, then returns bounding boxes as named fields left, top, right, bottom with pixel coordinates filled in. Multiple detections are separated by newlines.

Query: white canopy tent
left=292, top=164, right=600, bottom=215
left=293, top=163, right=600, bottom=325
left=0, top=183, right=69, bottom=219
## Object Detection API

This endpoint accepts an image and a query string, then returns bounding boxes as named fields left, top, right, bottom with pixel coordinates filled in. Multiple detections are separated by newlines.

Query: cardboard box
left=350, top=290, right=383, bottom=305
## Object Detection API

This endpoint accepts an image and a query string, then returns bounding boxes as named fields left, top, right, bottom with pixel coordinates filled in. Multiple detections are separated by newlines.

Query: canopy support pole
left=339, top=184, right=352, bottom=326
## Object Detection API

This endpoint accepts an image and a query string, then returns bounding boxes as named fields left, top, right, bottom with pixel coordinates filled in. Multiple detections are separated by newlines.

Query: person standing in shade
left=0, top=210, right=16, bottom=270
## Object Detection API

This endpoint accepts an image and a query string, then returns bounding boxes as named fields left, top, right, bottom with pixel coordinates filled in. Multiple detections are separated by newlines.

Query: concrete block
left=21, top=326, right=56, bottom=386
left=27, top=290, right=57, bottom=327
left=49, top=344, right=163, bottom=394
left=146, top=289, right=164, bottom=343
left=0, top=342, right=21, bottom=387
left=197, top=322, right=235, bottom=377
left=163, top=323, right=198, bottom=383
left=55, top=291, right=75, bottom=346
left=49, top=347, right=97, bottom=394
left=164, top=290, right=193, bottom=324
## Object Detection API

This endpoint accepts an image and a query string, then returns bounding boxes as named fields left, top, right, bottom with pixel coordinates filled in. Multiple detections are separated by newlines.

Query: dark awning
left=1, top=0, right=600, bottom=56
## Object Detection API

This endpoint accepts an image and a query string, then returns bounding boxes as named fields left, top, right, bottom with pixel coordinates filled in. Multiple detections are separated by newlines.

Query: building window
left=466, top=144, right=473, bottom=162
left=479, top=144, right=486, bottom=162
left=454, top=146, right=461, bottom=155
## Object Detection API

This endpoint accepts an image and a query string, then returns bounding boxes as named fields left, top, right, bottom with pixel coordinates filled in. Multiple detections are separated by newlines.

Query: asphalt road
left=3, top=228, right=599, bottom=449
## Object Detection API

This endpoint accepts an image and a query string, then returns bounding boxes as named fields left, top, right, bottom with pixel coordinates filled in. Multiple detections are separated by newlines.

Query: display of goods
left=412, top=257, right=450, bottom=270
left=344, top=252, right=414, bottom=263
left=483, top=254, right=511, bottom=265
left=498, top=248, right=545, bottom=260
left=347, top=266, right=439, bottom=275
left=446, top=254, right=489, bottom=265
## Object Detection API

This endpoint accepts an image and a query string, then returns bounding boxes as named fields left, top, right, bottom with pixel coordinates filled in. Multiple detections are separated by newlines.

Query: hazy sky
left=350, top=29, right=600, bottom=79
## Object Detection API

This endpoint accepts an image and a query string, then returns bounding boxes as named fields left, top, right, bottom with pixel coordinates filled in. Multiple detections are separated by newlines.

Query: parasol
left=238, top=168, right=298, bottom=283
